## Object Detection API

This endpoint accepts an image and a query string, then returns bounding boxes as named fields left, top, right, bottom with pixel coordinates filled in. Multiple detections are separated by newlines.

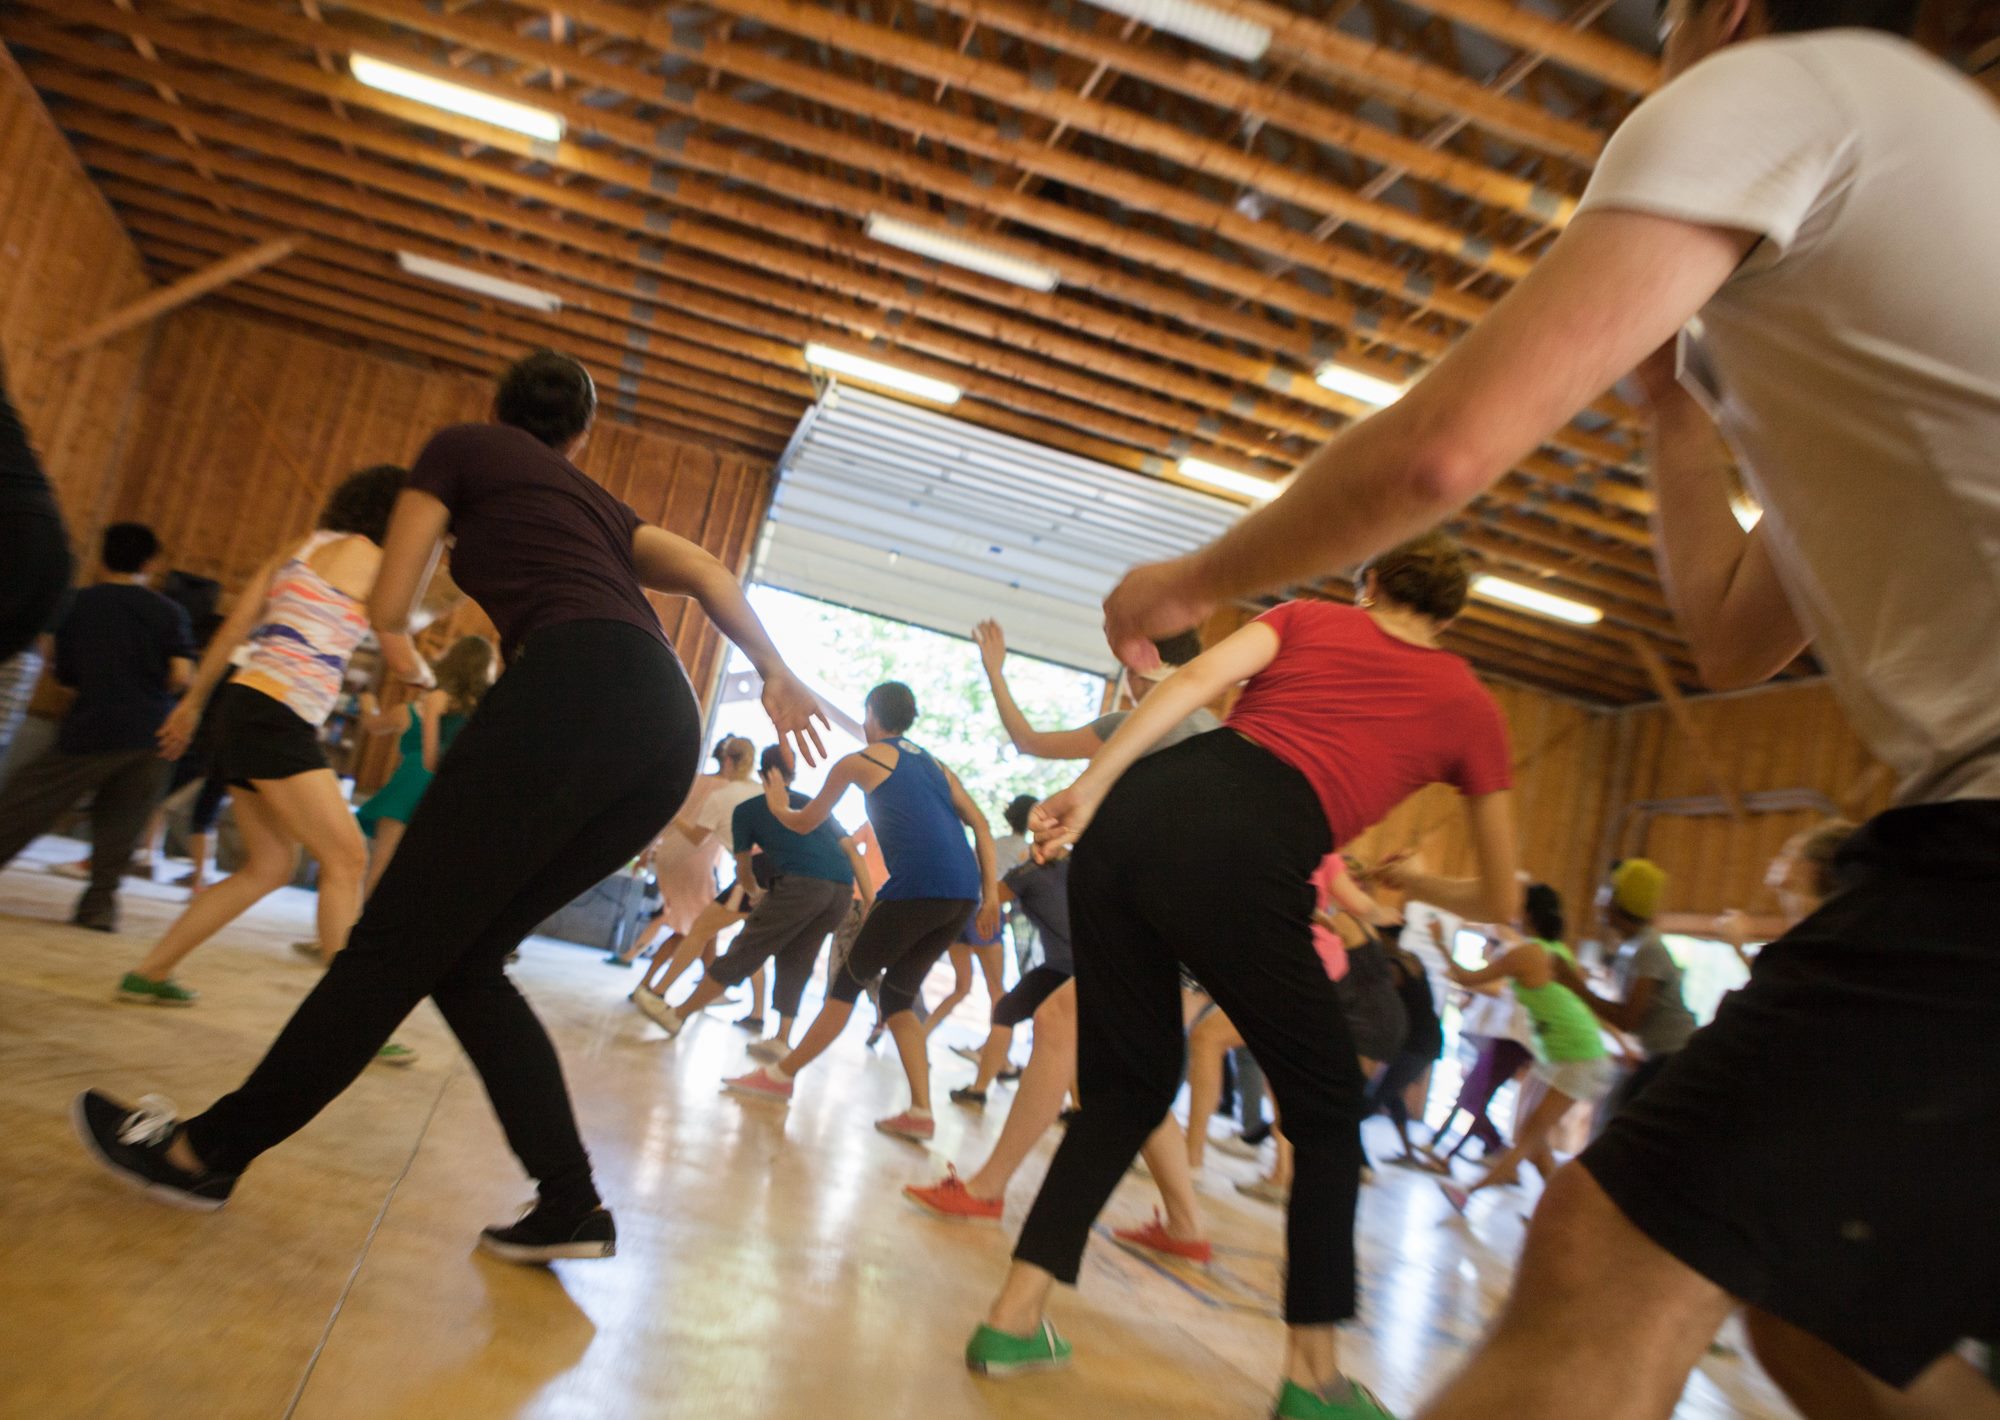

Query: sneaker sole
left=967, top=1354, right=1071, bottom=1379
left=114, top=991, right=195, bottom=1007
left=69, top=1094, right=226, bottom=1212
left=371, top=1055, right=420, bottom=1068
left=475, top=1236, right=617, bottom=1264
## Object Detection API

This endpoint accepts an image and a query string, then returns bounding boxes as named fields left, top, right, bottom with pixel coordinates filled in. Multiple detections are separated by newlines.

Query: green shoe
left=964, top=1320, right=1072, bottom=1378
left=115, top=973, right=197, bottom=1007
left=1274, top=1378, right=1398, bottom=1420
left=372, top=1043, right=419, bottom=1068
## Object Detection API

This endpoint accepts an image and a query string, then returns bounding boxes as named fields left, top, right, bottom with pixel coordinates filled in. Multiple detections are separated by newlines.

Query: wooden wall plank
left=0, top=46, right=153, bottom=555
left=109, top=305, right=773, bottom=721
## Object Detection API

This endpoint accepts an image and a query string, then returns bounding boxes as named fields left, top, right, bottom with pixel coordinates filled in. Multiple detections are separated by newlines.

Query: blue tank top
left=864, top=737, right=981, bottom=902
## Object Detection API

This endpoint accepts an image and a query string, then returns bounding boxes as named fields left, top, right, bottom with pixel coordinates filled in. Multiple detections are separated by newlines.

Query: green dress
left=356, top=707, right=466, bottom=837
left=1509, top=939, right=1607, bottom=1063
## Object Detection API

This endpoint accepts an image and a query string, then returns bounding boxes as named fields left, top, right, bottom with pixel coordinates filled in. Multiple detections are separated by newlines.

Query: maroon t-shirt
left=408, top=423, right=666, bottom=660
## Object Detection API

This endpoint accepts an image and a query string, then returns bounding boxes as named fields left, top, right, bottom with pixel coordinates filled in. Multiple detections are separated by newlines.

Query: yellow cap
left=1611, top=859, right=1666, bottom=921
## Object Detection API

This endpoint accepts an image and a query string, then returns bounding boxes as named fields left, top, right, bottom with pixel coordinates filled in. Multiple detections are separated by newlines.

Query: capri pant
left=827, top=896, right=974, bottom=1018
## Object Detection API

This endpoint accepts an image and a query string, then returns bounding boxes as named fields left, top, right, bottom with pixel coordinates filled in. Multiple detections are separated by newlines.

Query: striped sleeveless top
left=240, top=531, right=370, bottom=726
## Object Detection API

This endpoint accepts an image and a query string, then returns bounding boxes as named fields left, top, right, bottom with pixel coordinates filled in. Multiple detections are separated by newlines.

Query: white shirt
left=694, top=778, right=762, bottom=839
left=1579, top=33, right=2000, bottom=804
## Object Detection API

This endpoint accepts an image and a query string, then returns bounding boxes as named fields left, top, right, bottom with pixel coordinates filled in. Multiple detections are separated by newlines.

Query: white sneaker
left=636, top=992, right=683, bottom=1036
left=1213, top=1134, right=1266, bottom=1161
left=746, top=1038, right=788, bottom=1064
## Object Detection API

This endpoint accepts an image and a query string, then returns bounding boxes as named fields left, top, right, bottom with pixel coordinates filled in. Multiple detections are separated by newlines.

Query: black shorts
left=714, top=852, right=776, bottom=907
left=207, top=683, right=327, bottom=788
left=992, top=964, right=1071, bottom=1028
left=1581, top=800, right=2000, bottom=1387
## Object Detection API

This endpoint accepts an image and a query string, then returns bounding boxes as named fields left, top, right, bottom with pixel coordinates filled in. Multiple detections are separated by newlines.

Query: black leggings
left=1013, top=731, right=1358, bottom=1324
left=828, top=896, right=974, bottom=1017
left=1366, top=1049, right=1437, bottom=1131
left=185, top=621, right=701, bottom=1212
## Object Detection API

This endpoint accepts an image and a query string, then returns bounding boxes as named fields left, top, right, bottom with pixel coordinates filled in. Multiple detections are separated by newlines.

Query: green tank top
left=1510, top=939, right=1607, bottom=1063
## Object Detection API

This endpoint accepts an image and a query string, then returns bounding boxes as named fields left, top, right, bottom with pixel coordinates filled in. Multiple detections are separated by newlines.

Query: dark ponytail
left=1524, top=882, right=1565, bottom=942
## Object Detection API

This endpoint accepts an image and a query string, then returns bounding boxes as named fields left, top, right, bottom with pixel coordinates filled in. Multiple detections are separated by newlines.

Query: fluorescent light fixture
left=1177, top=457, right=1283, bottom=503
left=350, top=54, right=564, bottom=143
left=1471, top=574, right=1604, bottom=626
left=1089, top=0, right=1272, bottom=61
left=1314, top=361, right=1408, bottom=407
left=803, top=343, right=961, bottom=405
left=865, top=215, right=1061, bottom=292
left=396, top=252, right=562, bottom=312
left=1731, top=494, right=1763, bottom=531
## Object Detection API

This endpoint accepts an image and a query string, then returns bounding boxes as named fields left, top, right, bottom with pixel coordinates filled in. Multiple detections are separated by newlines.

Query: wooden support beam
left=1622, top=632, right=1748, bottom=821
left=47, top=234, right=300, bottom=356
left=1389, top=0, right=1659, bottom=92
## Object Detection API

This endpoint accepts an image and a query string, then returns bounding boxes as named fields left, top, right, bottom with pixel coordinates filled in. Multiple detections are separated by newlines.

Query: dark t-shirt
left=732, top=790, right=854, bottom=886
left=1005, top=857, right=1073, bottom=975
left=407, top=424, right=666, bottom=660
left=0, top=377, right=61, bottom=522
left=54, top=583, right=193, bottom=754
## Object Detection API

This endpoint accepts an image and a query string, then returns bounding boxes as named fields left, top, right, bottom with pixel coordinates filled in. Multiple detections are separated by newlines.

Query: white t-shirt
left=1579, top=33, right=2000, bottom=805
left=694, top=778, right=762, bottom=839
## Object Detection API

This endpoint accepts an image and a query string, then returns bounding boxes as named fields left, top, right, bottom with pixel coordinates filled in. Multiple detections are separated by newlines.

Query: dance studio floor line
left=0, top=839, right=1793, bottom=1419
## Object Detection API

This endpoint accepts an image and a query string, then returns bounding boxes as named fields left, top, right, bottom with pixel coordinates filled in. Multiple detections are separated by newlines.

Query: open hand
left=972, top=620, right=1007, bottom=676
left=761, top=668, right=829, bottom=767
left=1102, top=557, right=1214, bottom=672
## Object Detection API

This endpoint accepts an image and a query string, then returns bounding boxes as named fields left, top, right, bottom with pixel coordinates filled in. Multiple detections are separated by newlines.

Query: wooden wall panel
left=1605, top=679, right=1893, bottom=922
left=110, top=304, right=773, bottom=712
left=0, top=45, right=153, bottom=551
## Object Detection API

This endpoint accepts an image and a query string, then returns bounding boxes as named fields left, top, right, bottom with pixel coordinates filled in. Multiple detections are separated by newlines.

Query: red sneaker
left=875, top=1110, right=935, bottom=1142
left=722, top=1068, right=793, bottom=1103
left=1113, top=1210, right=1213, bottom=1265
left=904, top=1167, right=1002, bottom=1222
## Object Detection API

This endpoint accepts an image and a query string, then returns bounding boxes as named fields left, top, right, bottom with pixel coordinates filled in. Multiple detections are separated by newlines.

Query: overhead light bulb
left=350, top=54, right=565, bottom=143
left=1177, top=457, right=1283, bottom=503
left=395, top=252, right=562, bottom=312
left=864, top=215, right=1061, bottom=292
left=803, top=343, right=962, bottom=405
left=1471, top=574, right=1603, bottom=625
left=1314, top=361, right=1408, bottom=407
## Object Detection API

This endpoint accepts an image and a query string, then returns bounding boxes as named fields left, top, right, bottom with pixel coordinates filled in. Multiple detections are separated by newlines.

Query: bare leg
left=1459, top=1086, right=1577, bottom=1199
left=1142, top=1114, right=1206, bottom=1242
left=773, top=1013, right=796, bottom=1047
left=885, top=1008, right=933, bottom=1112
left=635, top=924, right=682, bottom=985
left=256, top=771, right=369, bottom=964
left=775, top=996, right=858, bottom=1076
left=965, top=985, right=1075, bottom=1199
left=643, top=901, right=741, bottom=996
left=970, top=1023, right=1015, bottom=1092
left=362, top=818, right=405, bottom=900
left=747, top=962, right=768, bottom=1022
left=130, top=791, right=298, bottom=980
left=924, top=943, right=975, bottom=1038
left=1417, top=1165, right=1733, bottom=1419
left=1184, top=1008, right=1244, bottom=1172
left=976, top=942, right=1007, bottom=1011
left=185, top=830, right=212, bottom=893
left=1746, top=1310, right=2000, bottom=1420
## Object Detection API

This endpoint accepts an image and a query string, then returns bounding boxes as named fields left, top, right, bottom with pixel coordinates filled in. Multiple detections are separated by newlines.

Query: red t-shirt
left=1227, top=602, right=1513, bottom=847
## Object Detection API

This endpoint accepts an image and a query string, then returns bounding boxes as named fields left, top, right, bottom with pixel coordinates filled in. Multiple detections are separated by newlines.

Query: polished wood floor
left=0, top=837, right=1793, bottom=1418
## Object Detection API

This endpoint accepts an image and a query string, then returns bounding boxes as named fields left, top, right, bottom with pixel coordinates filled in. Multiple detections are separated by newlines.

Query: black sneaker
left=477, top=1203, right=617, bottom=1264
left=71, top=1090, right=237, bottom=1210
left=996, top=1064, right=1023, bottom=1084
left=950, top=1086, right=987, bottom=1108
left=71, top=913, right=117, bottom=934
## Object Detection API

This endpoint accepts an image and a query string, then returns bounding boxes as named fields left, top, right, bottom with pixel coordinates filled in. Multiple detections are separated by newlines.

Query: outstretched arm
left=632, top=525, right=828, bottom=766
left=1102, top=211, right=1758, bottom=667
left=1447, top=940, right=1542, bottom=989
left=1551, top=954, right=1657, bottom=1033
left=418, top=688, right=448, bottom=772
left=973, top=619, right=1104, bottom=760
left=364, top=492, right=447, bottom=686
left=765, top=756, right=862, bottom=834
